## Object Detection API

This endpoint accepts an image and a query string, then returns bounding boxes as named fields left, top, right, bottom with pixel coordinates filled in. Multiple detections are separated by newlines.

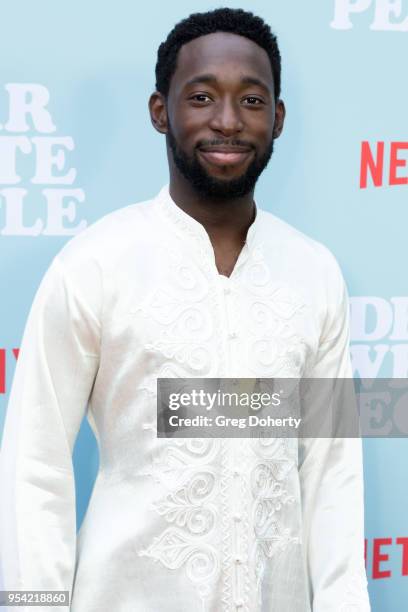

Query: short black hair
left=155, top=8, right=282, bottom=100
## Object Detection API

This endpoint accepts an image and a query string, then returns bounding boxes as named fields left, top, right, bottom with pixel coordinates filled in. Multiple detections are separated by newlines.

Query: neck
left=168, top=172, right=256, bottom=244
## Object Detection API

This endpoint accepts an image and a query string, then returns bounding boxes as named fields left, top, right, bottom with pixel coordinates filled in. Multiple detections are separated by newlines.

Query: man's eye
left=190, top=94, right=211, bottom=103
left=243, top=96, right=263, bottom=105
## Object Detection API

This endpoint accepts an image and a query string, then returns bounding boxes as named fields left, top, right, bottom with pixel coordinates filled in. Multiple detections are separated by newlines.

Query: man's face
left=153, top=32, right=285, bottom=199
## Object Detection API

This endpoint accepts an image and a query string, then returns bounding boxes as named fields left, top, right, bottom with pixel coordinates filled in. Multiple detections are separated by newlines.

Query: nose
left=208, top=97, right=244, bottom=136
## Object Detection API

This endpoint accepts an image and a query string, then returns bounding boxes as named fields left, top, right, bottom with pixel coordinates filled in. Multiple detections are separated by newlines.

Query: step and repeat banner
left=0, top=1, right=407, bottom=609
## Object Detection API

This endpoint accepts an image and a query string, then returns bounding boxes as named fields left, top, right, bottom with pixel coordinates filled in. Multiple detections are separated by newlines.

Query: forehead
left=171, top=31, right=274, bottom=91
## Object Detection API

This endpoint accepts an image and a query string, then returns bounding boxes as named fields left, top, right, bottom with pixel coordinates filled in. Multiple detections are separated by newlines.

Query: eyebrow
left=184, top=73, right=272, bottom=93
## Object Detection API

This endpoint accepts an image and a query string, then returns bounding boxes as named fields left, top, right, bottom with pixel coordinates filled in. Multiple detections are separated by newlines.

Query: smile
left=198, top=148, right=254, bottom=167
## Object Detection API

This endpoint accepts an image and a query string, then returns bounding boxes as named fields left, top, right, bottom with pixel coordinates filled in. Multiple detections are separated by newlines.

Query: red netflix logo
left=365, top=537, right=408, bottom=579
left=360, top=141, right=408, bottom=188
left=0, top=348, right=19, bottom=395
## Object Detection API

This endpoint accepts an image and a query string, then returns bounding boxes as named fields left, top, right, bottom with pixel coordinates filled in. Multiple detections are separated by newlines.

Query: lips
left=198, top=146, right=253, bottom=167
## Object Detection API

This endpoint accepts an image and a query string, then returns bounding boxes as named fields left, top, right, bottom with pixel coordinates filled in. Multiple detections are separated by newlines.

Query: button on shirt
left=0, top=185, right=370, bottom=611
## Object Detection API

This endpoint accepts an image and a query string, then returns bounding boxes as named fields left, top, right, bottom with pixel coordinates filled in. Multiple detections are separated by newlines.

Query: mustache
left=196, top=138, right=255, bottom=149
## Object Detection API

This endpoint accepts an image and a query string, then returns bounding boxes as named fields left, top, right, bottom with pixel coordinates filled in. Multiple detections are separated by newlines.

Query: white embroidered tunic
left=0, top=185, right=370, bottom=611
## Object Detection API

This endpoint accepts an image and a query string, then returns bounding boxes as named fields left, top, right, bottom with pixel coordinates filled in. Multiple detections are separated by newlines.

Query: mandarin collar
left=154, top=184, right=261, bottom=254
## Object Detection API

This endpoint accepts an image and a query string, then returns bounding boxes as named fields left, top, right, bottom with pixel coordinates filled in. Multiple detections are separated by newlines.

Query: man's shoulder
left=256, top=207, right=344, bottom=284
left=56, top=195, right=157, bottom=269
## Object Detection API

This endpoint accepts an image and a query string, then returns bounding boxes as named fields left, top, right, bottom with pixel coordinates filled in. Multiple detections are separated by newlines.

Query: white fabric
left=0, top=185, right=370, bottom=611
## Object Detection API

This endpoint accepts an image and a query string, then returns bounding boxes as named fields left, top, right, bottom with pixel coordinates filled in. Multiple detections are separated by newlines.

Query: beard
left=167, top=123, right=274, bottom=200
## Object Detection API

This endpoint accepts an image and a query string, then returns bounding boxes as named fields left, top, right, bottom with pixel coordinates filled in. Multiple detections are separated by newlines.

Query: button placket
left=218, top=275, right=247, bottom=609
left=220, top=278, right=240, bottom=360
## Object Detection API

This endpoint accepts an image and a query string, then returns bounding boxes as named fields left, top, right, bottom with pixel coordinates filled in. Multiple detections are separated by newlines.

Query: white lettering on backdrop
left=0, top=83, right=87, bottom=236
left=350, top=297, right=408, bottom=377
left=331, top=0, right=408, bottom=31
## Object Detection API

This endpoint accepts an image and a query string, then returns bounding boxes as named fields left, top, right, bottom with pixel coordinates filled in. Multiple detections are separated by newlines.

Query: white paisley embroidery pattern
left=250, top=439, right=300, bottom=602
left=138, top=443, right=222, bottom=609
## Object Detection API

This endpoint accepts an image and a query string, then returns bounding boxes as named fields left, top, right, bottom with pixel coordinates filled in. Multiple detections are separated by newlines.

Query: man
left=0, top=8, right=370, bottom=612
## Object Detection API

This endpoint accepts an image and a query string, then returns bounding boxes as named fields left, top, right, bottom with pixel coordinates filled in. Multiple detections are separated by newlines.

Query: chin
left=201, top=166, right=248, bottom=182
left=207, top=172, right=246, bottom=183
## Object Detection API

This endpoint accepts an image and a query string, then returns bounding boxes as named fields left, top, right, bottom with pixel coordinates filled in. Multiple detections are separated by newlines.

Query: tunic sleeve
left=298, top=254, right=371, bottom=611
left=0, top=255, right=101, bottom=611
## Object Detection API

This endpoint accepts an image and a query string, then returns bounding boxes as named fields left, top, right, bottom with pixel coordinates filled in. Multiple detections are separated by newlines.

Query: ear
left=273, top=99, right=286, bottom=139
left=148, top=91, right=168, bottom=134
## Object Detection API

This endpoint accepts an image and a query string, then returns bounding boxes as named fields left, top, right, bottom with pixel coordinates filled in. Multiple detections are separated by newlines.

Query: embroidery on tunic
left=137, top=200, right=312, bottom=611
left=249, top=439, right=301, bottom=606
left=138, top=444, right=222, bottom=610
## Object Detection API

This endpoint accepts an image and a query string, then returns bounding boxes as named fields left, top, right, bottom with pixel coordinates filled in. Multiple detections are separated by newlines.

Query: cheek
left=243, top=112, right=274, bottom=144
left=171, top=106, right=210, bottom=143
left=254, top=114, right=274, bottom=137
left=259, top=124, right=275, bottom=150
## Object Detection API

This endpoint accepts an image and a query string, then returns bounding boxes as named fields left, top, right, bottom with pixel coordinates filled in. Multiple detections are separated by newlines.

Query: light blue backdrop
left=1, top=2, right=407, bottom=609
